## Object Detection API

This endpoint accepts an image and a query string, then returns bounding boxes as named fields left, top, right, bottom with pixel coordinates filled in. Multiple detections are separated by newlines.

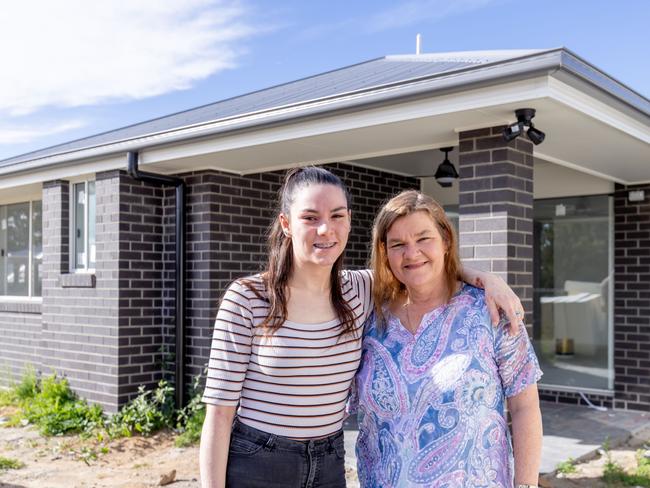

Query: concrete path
left=342, top=400, right=650, bottom=483
left=539, top=401, right=650, bottom=473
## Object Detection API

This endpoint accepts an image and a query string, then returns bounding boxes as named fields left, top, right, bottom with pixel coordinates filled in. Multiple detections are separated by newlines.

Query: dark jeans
left=226, top=418, right=347, bottom=488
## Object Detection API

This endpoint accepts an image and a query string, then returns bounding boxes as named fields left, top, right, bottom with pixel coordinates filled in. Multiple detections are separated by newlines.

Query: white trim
left=0, top=296, right=42, bottom=303
left=28, top=201, right=32, bottom=297
left=548, top=77, right=650, bottom=144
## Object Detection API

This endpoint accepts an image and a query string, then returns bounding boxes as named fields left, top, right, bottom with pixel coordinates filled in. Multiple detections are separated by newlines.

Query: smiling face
left=279, top=183, right=351, bottom=270
left=385, top=210, right=448, bottom=292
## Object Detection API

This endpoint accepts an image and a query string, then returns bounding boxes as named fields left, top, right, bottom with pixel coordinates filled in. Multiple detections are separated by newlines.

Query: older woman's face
left=385, top=210, right=447, bottom=291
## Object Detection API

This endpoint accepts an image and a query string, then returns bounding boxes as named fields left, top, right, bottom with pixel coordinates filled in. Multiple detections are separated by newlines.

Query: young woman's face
left=385, top=210, right=448, bottom=292
left=280, top=183, right=351, bottom=270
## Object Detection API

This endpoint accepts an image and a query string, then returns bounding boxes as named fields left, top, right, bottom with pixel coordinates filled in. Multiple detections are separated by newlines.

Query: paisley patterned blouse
left=353, top=284, right=542, bottom=488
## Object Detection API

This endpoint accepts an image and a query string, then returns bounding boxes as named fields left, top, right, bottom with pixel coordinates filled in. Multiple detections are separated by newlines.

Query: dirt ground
left=0, top=403, right=647, bottom=488
left=539, top=427, right=650, bottom=488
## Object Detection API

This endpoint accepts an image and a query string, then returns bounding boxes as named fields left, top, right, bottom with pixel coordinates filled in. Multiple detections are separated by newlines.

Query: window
left=71, top=181, right=96, bottom=271
left=532, top=195, right=613, bottom=391
left=0, top=200, right=42, bottom=297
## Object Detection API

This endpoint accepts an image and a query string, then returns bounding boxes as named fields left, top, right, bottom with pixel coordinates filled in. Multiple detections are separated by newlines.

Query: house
left=0, top=48, right=648, bottom=412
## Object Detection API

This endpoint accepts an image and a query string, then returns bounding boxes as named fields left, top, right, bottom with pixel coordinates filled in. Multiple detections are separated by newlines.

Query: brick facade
left=0, top=304, right=42, bottom=382
left=457, top=127, right=535, bottom=325
left=40, top=178, right=121, bottom=410
left=4, top=161, right=648, bottom=413
left=160, top=163, right=419, bottom=396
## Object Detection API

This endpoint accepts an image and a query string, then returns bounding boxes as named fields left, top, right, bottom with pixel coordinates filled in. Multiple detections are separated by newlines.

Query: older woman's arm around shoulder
left=508, top=385, right=543, bottom=487
left=200, top=404, right=236, bottom=488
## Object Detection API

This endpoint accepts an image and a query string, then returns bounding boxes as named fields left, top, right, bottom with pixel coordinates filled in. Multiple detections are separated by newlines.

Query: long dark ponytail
left=256, top=166, right=357, bottom=337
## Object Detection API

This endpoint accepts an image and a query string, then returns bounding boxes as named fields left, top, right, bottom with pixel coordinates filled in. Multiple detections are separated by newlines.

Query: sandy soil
left=0, top=414, right=200, bottom=488
left=0, top=403, right=647, bottom=488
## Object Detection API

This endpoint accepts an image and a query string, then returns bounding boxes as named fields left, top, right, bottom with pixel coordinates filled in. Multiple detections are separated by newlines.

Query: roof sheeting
left=0, top=49, right=548, bottom=168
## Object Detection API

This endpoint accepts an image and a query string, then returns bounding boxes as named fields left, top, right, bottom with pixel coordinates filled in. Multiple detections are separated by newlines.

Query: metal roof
left=1, top=48, right=648, bottom=171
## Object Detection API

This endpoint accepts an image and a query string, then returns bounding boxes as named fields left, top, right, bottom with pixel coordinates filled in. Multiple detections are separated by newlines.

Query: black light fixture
left=434, top=147, right=458, bottom=188
left=502, top=108, right=546, bottom=145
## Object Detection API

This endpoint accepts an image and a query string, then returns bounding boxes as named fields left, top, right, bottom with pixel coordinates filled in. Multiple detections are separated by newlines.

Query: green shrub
left=14, top=366, right=38, bottom=400
left=21, top=374, right=104, bottom=436
left=106, top=380, right=175, bottom=437
left=174, top=368, right=206, bottom=447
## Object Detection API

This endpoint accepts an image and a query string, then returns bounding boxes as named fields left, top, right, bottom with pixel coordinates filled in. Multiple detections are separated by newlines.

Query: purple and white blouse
left=353, top=284, right=542, bottom=487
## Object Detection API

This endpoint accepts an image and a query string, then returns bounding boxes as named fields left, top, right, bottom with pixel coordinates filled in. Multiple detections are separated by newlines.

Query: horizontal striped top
left=201, top=270, right=374, bottom=439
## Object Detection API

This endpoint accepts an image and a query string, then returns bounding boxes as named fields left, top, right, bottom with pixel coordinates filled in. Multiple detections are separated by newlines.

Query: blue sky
left=1, top=0, right=648, bottom=161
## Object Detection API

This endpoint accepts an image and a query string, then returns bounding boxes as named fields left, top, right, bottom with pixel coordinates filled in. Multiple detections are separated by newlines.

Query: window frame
left=69, top=180, right=96, bottom=274
left=0, top=199, right=42, bottom=299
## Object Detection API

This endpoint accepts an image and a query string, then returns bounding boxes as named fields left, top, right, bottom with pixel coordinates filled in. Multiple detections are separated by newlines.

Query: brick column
left=457, top=127, right=534, bottom=324
left=613, top=183, right=650, bottom=411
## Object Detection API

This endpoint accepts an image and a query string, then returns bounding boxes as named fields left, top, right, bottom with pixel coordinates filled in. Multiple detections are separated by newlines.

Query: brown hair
left=370, top=190, right=461, bottom=329
left=253, top=166, right=357, bottom=337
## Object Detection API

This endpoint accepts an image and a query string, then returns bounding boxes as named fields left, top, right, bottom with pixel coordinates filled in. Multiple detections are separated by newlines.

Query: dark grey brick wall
left=113, top=172, right=166, bottom=402
left=160, top=163, right=418, bottom=393
left=40, top=177, right=121, bottom=410
left=613, top=183, right=650, bottom=411
left=0, top=306, right=42, bottom=383
left=37, top=172, right=167, bottom=412
left=457, top=127, right=535, bottom=325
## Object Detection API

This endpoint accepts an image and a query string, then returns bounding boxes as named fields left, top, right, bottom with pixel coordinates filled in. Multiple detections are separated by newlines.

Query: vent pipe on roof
left=126, top=151, right=187, bottom=409
left=416, top=33, right=421, bottom=55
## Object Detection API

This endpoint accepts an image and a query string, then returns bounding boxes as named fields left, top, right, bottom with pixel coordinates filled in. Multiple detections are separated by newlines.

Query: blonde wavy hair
left=370, top=190, right=462, bottom=329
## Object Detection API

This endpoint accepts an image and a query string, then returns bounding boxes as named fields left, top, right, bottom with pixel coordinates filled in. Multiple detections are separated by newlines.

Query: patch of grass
left=556, top=457, right=577, bottom=474
left=0, top=456, right=24, bottom=470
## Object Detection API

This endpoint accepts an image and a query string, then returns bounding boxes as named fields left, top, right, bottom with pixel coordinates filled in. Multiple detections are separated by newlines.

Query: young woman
left=199, top=167, right=524, bottom=488
left=354, top=190, right=542, bottom=487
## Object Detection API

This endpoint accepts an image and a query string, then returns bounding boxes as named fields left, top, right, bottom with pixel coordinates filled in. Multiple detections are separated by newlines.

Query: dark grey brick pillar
left=613, top=183, right=650, bottom=411
left=457, top=127, right=534, bottom=324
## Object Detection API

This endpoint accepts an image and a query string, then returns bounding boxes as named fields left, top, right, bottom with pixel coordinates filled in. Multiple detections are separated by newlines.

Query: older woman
left=354, top=190, right=543, bottom=488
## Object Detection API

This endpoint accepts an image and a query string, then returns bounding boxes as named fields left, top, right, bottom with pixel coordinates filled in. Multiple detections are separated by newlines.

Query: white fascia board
left=142, top=77, right=551, bottom=168
left=548, top=77, right=650, bottom=144
left=0, top=156, right=121, bottom=190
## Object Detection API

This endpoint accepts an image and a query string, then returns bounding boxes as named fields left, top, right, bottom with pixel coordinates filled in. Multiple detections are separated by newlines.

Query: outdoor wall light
left=502, top=108, right=546, bottom=145
left=434, top=147, right=459, bottom=188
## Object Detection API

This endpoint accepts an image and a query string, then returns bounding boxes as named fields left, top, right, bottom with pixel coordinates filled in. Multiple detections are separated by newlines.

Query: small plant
left=76, top=446, right=98, bottom=466
left=106, top=380, right=175, bottom=437
left=600, top=448, right=650, bottom=487
left=0, top=455, right=24, bottom=470
left=556, top=457, right=577, bottom=474
left=20, top=374, right=104, bottom=436
left=174, top=367, right=206, bottom=447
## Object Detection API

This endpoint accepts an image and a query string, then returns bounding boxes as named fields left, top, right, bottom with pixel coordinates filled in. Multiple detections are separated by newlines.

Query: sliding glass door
left=532, top=195, right=613, bottom=391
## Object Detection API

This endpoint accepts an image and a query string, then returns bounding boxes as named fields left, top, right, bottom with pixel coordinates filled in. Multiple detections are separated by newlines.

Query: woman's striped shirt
left=201, top=270, right=373, bottom=439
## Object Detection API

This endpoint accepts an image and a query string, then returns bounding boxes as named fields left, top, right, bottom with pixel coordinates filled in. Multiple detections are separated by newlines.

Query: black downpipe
left=126, top=151, right=186, bottom=409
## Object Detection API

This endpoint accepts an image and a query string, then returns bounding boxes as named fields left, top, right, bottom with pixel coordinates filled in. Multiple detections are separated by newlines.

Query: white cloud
left=365, top=0, right=496, bottom=32
left=0, top=0, right=254, bottom=116
left=0, top=120, right=87, bottom=144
